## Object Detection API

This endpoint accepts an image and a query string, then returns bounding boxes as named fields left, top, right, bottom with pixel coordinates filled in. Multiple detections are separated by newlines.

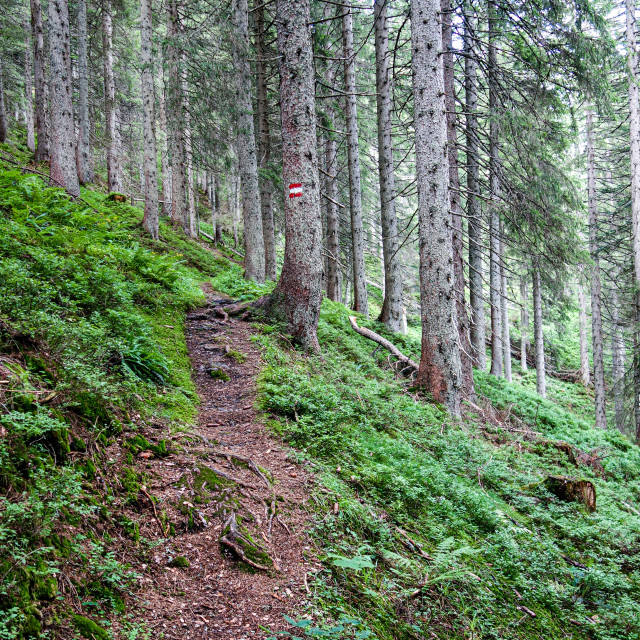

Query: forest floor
left=120, top=284, right=318, bottom=638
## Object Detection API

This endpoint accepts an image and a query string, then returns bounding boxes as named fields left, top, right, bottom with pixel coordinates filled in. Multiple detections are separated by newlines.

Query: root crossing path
left=136, top=285, right=317, bottom=638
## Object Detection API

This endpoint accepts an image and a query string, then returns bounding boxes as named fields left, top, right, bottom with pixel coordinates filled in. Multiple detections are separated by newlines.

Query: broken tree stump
left=544, top=476, right=596, bottom=512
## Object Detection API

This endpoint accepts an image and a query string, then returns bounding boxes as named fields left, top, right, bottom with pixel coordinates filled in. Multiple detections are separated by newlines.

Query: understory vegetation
left=0, top=152, right=639, bottom=640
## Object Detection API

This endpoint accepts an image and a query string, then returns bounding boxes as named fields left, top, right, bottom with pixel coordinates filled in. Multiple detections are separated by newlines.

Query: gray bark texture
left=140, top=0, right=159, bottom=239
left=263, top=0, right=323, bottom=351
left=500, top=230, right=512, bottom=382
left=47, top=0, right=79, bottom=197
left=520, top=275, right=528, bottom=371
left=342, top=8, right=368, bottom=316
left=103, top=1, right=121, bottom=193
left=76, top=0, right=92, bottom=184
left=255, top=1, right=277, bottom=281
left=0, top=54, right=7, bottom=143
left=24, top=23, right=35, bottom=153
left=158, top=68, right=172, bottom=217
left=464, top=9, right=486, bottom=370
left=577, top=271, right=590, bottom=386
left=443, top=0, right=474, bottom=396
left=166, top=0, right=188, bottom=231
left=532, top=266, right=546, bottom=398
left=182, top=65, right=197, bottom=238
left=586, top=109, right=607, bottom=430
left=30, top=0, right=49, bottom=162
left=232, top=0, right=265, bottom=282
left=488, top=2, right=502, bottom=377
left=411, top=0, right=462, bottom=414
left=611, top=286, right=626, bottom=431
left=374, top=0, right=403, bottom=333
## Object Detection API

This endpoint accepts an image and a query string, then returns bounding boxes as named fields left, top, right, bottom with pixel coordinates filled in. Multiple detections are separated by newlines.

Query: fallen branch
left=140, top=486, right=167, bottom=537
left=348, top=316, right=418, bottom=371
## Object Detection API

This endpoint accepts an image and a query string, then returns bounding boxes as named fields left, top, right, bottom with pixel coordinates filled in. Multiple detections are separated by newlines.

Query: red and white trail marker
left=289, top=183, right=302, bottom=198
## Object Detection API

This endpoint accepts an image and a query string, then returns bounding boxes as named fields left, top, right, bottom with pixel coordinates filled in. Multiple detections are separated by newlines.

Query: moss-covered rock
left=72, top=615, right=110, bottom=639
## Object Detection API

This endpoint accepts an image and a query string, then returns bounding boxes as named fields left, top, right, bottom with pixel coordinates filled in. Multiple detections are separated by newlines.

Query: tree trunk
left=500, top=228, right=512, bottom=382
left=625, top=0, right=640, bottom=443
left=586, top=109, right=607, bottom=430
left=0, top=54, right=7, bottom=143
left=24, top=23, right=35, bottom=153
left=342, top=7, right=368, bottom=316
left=443, top=0, right=474, bottom=395
left=103, top=0, right=121, bottom=193
left=232, top=0, right=265, bottom=282
left=140, top=0, right=159, bottom=239
left=488, top=1, right=502, bottom=377
left=263, top=0, right=323, bottom=351
left=166, top=0, right=188, bottom=231
left=76, top=0, right=92, bottom=184
left=255, top=1, right=277, bottom=281
left=464, top=8, right=486, bottom=370
left=47, top=0, right=79, bottom=196
left=374, top=0, right=403, bottom=332
left=577, top=269, right=590, bottom=386
left=182, top=64, right=197, bottom=238
left=532, top=266, right=546, bottom=398
left=411, top=0, right=462, bottom=415
left=158, top=67, right=172, bottom=217
left=520, top=275, right=528, bottom=371
left=30, top=0, right=49, bottom=162
left=611, top=285, right=626, bottom=431
left=214, top=176, right=222, bottom=243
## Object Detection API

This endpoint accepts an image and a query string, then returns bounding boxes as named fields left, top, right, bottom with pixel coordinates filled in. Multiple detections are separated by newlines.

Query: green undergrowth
left=256, top=300, right=640, bottom=640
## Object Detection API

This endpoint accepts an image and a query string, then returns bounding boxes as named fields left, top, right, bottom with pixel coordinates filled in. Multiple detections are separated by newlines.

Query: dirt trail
left=132, top=285, right=318, bottom=638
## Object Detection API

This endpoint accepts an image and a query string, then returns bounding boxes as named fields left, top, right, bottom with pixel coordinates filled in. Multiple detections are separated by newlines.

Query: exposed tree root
left=220, top=512, right=273, bottom=572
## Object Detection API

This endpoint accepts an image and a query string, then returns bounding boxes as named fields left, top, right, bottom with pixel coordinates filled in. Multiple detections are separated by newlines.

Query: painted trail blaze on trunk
left=289, top=183, right=302, bottom=198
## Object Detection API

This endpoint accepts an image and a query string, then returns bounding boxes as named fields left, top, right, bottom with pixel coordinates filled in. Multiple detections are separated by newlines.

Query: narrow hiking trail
left=131, top=284, right=319, bottom=638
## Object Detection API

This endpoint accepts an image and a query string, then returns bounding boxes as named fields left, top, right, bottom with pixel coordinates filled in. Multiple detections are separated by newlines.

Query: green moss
left=224, top=348, right=247, bottom=364
left=208, top=368, right=230, bottom=381
left=169, top=556, right=190, bottom=568
left=21, top=614, right=41, bottom=639
left=72, top=615, right=111, bottom=640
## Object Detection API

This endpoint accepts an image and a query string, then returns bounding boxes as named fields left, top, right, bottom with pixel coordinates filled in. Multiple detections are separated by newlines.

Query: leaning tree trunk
left=577, top=268, right=590, bottom=386
left=103, top=0, right=121, bottom=193
left=23, top=23, right=35, bottom=153
left=625, top=0, right=640, bottom=443
left=263, top=0, right=323, bottom=351
left=520, top=275, right=528, bottom=371
left=232, top=0, right=265, bottom=282
left=611, top=285, right=626, bottom=431
left=374, top=0, right=403, bottom=332
left=532, top=265, right=546, bottom=398
left=500, top=227, right=512, bottom=382
left=0, top=54, right=7, bottom=143
left=255, top=1, right=277, bottom=281
left=30, top=0, right=49, bottom=162
left=443, top=0, right=474, bottom=395
left=140, top=0, right=159, bottom=239
left=488, top=1, right=502, bottom=378
left=464, top=8, right=486, bottom=370
left=586, top=109, right=607, bottom=430
left=76, top=0, right=92, bottom=184
left=342, top=7, right=368, bottom=316
left=411, top=0, right=462, bottom=415
left=47, top=0, right=79, bottom=196
left=166, top=0, right=188, bottom=231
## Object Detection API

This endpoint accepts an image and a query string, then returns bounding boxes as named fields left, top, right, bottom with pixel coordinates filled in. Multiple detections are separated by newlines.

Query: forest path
left=135, top=284, right=317, bottom=638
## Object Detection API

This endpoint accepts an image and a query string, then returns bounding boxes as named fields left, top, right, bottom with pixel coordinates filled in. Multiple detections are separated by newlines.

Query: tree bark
left=263, top=0, right=323, bottom=351
left=577, top=269, right=590, bottom=386
left=166, top=0, right=188, bottom=231
left=374, top=0, right=403, bottom=332
left=76, top=0, right=92, bottom=184
left=520, top=275, right=528, bottom=371
left=500, top=228, right=512, bottom=382
left=232, top=0, right=265, bottom=282
left=255, top=1, right=277, bottom=281
left=611, top=285, right=626, bottom=431
left=411, top=0, right=462, bottom=414
left=47, top=0, right=79, bottom=197
left=532, top=266, right=546, bottom=398
left=0, top=54, right=7, bottom=144
left=30, top=0, right=49, bottom=162
left=342, top=7, right=368, bottom=316
left=158, top=66, right=172, bottom=217
left=103, top=0, right=121, bottom=193
left=182, top=64, right=197, bottom=238
left=23, top=23, right=35, bottom=153
left=464, top=8, right=486, bottom=370
left=488, top=1, right=502, bottom=377
left=586, top=109, right=607, bottom=430
left=443, top=0, right=474, bottom=395
left=140, top=0, right=159, bottom=239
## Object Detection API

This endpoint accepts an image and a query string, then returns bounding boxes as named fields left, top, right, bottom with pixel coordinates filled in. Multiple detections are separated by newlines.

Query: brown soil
left=121, top=286, right=318, bottom=638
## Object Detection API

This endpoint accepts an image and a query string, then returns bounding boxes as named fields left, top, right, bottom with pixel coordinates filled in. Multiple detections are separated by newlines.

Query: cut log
left=348, top=316, right=418, bottom=371
left=544, top=475, right=596, bottom=512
